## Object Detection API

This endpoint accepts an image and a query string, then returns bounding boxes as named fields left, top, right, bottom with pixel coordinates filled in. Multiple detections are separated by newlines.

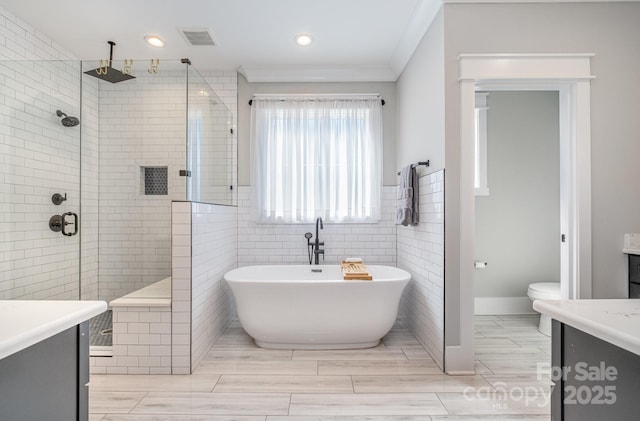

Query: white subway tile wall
left=80, top=76, right=100, bottom=300
left=0, top=6, right=84, bottom=300
left=171, top=201, right=192, bottom=374
left=190, top=202, right=238, bottom=370
left=237, top=186, right=397, bottom=266
left=397, top=170, right=445, bottom=369
left=171, top=201, right=238, bottom=374
left=0, top=6, right=77, bottom=61
left=90, top=305, right=172, bottom=375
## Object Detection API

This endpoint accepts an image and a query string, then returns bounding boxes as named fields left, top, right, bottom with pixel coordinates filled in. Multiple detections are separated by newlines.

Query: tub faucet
left=304, top=217, right=325, bottom=264
left=305, top=218, right=325, bottom=265
left=314, top=217, right=324, bottom=264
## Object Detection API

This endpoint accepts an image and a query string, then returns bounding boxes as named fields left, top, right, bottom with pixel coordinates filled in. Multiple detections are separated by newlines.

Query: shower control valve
left=49, top=212, right=79, bottom=236
left=51, top=193, right=67, bottom=205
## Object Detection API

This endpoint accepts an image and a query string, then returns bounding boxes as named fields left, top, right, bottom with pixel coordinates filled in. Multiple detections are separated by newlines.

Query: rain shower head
left=56, top=110, right=80, bottom=127
left=84, top=41, right=135, bottom=83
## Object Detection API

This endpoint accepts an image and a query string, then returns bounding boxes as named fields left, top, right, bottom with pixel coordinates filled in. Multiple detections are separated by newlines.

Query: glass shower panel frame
left=186, top=66, right=235, bottom=205
left=0, top=60, right=82, bottom=301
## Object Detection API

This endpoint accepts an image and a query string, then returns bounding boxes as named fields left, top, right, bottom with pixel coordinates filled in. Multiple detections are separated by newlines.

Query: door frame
left=450, top=53, right=594, bottom=373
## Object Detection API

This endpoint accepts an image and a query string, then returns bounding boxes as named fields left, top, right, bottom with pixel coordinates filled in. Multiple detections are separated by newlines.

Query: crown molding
left=390, top=0, right=443, bottom=77
left=238, top=65, right=397, bottom=83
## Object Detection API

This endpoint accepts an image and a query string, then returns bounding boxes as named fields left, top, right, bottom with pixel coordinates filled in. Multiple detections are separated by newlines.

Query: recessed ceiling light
left=294, top=34, right=313, bottom=47
left=145, top=35, right=165, bottom=48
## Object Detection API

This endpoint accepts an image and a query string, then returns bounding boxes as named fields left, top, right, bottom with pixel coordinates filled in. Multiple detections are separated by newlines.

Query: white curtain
left=251, top=95, right=383, bottom=223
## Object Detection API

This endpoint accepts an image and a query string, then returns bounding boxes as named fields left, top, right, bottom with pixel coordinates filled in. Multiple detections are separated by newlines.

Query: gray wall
left=237, top=75, right=397, bottom=185
left=395, top=9, right=446, bottom=367
left=396, top=9, right=445, bottom=174
left=443, top=2, right=640, bottom=345
left=475, top=91, right=560, bottom=298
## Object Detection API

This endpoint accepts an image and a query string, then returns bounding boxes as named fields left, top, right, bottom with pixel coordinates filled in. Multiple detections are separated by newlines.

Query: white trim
left=447, top=370, right=476, bottom=376
left=238, top=65, right=397, bottom=83
left=444, top=345, right=475, bottom=375
left=89, top=346, right=113, bottom=357
left=474, top=297, right=535, bottom=315
left=452, top=53, right=594, bottom=374
left=390, top=0, right=443, bottom=77
left=459, top=54, right=595, bottom=81
left=474, top=92, right=489, bottom=196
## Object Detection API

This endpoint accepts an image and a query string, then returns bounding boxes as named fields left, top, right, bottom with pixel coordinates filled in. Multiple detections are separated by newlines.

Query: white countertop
left=534, top=299, right=640, bottom=356
left=0, top=300, right=107, bottom=360
left=623, top=248, right=640, bottom=255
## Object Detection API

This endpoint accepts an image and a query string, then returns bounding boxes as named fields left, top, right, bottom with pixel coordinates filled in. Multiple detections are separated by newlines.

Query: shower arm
left=107, top=41, right=115, bottom=67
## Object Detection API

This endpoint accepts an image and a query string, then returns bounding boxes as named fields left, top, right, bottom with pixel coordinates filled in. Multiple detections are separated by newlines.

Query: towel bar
left=397, top=160, right=429, bottom=175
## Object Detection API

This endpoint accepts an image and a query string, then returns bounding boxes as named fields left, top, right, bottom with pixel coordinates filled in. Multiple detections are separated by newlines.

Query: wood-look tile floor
left=90, top=315, right=551, bottom=420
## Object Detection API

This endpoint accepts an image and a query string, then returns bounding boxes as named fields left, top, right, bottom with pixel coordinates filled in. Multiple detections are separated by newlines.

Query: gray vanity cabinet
left=551, top=320, right=640, bottom=420
left=0, top=322, right=89, bottom=421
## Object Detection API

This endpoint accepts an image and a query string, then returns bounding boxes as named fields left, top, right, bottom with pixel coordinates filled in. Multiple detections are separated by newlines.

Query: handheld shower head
left=56, top=110, right=80, bottom=127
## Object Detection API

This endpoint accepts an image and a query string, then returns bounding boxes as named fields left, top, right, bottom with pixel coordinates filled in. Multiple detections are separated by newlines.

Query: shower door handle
left=49, top=212, right=79, bottom=236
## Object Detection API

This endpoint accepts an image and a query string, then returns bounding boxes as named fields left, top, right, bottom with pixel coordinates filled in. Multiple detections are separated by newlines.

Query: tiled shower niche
left=142, top=166, right=169, bottom=195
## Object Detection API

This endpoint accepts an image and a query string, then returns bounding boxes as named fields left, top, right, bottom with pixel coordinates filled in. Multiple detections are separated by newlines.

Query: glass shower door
left=0, top=60, right=82, bottom=301
left=186, top=66, right=235, bottom=205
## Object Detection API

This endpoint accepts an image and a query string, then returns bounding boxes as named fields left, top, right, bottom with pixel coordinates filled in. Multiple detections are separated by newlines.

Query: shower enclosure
left=0, top=58, right=235, bottom=349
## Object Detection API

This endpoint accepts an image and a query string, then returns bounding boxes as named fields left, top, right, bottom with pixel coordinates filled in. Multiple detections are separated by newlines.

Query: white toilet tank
left=528, top=282, right=561, bottom=336
left=527, top=282, right=561, bottom=300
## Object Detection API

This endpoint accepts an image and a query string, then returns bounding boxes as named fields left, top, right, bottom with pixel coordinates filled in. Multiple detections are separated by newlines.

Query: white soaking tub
left=224, top=265, right=410, bottom=349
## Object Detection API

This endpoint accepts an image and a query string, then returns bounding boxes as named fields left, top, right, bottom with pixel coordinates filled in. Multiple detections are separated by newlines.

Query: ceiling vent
left=178, top=27, right=216, bottom=46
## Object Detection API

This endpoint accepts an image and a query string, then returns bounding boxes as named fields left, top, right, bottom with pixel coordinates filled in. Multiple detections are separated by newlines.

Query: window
left=250, top=95, right=383, bottom=223
left=475, top=92, right=490, bottom=196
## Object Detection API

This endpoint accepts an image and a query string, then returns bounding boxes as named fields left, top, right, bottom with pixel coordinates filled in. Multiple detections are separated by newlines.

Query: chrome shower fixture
left=56, top=110, right=80, bottom=127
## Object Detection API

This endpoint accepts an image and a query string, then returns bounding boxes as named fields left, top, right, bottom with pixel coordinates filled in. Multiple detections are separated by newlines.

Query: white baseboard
left=474, top=296, right=534, bottom=315
left=445, top=345, right=475, bottom=374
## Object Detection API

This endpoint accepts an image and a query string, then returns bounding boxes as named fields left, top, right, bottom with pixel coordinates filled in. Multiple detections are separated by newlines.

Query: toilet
left=527, top=282, right=561, bottom=336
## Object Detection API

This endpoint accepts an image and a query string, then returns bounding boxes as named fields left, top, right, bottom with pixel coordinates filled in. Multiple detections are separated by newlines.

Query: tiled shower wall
left=397, top=170, right=445, bottom=369
left=80, top=76, right=100, bottom=300
left=97, top=72, right=187, bottom=303
left=171, top=202, right=238, bottom=374
left=96, top=70, right=238, bottom=304
left=237, top=186, right=396, bottom=265
left=190, top=202, right=237, bottom=370
left=0, top=6, right=84, bottom=300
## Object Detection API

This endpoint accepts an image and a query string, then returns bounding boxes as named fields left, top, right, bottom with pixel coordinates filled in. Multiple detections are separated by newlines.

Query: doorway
left=448, top=53, right=594, bottom=374
left=474, top=90, right=561, bottom=315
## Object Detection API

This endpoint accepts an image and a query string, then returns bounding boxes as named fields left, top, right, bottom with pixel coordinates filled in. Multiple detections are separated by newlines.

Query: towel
left=395, top=165, right=419, bottom=226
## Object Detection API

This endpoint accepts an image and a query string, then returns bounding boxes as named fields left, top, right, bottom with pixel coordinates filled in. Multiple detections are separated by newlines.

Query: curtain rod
left=249, top=94, right=384, bottom=106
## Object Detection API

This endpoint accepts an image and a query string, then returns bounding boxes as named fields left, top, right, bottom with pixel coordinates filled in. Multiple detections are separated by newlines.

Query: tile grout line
left=126, top=391, right=149, bottom=414
left=210, top=374, right=222, bottom=392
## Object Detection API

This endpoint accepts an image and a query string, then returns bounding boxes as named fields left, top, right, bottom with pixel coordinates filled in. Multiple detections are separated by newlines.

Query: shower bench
left=90, top=277, right=172, bottom=374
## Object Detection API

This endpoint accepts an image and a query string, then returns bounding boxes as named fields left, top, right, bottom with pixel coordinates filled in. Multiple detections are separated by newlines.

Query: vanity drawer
left=629, top=254, right=640, bottom=285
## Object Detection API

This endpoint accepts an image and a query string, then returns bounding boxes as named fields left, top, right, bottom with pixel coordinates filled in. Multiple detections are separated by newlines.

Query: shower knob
left=51, top=193, right=67, bottom=205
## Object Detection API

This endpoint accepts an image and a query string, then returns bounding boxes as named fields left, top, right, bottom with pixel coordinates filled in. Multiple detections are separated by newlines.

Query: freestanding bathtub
left=224, top=265, right=410, bottom=349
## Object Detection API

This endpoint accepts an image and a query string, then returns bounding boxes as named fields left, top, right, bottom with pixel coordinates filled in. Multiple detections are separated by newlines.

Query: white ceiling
left=0, top=0, right=439, bottom=82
